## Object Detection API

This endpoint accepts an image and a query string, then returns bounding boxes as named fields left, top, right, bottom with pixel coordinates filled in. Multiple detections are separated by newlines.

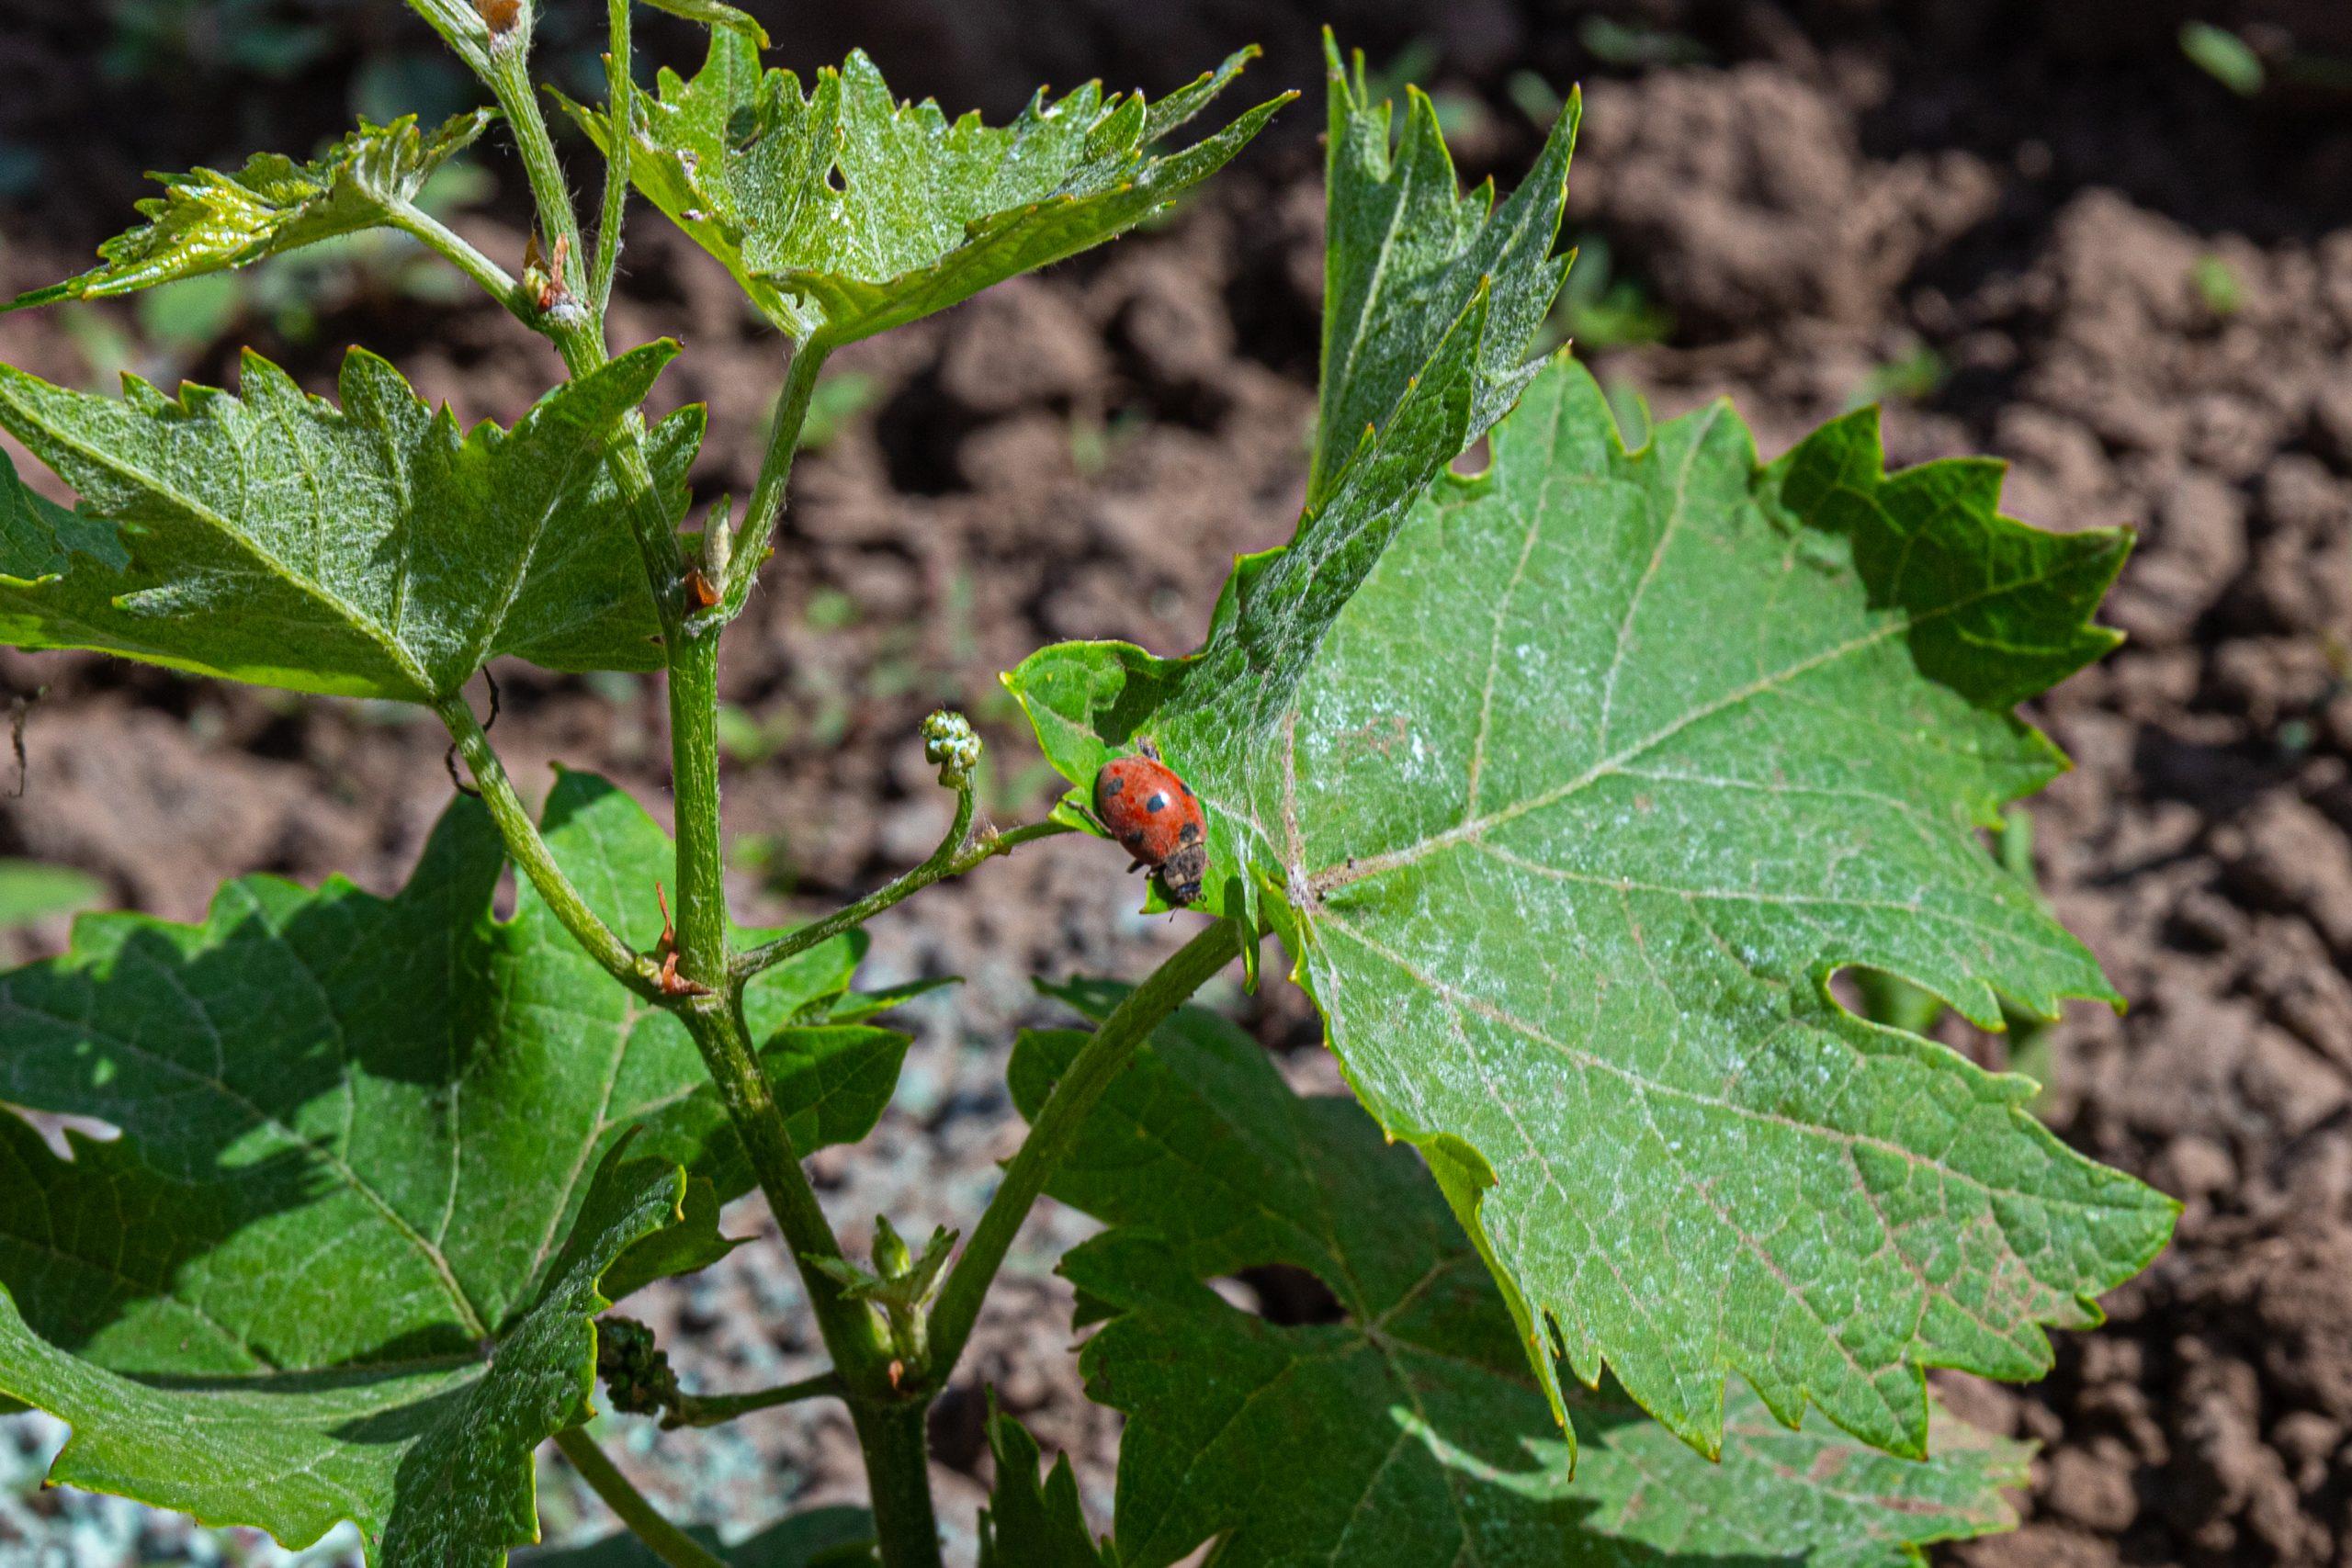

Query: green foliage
left=0, top=860, right=106, bottom=929
left=0, top=774, right=899, bottom=1561
left=3, top=111, right=493, bottom=313
left=2182, top=21, right=2266, bottom=96
left=519, top=1507, right=877, bottom=1565
left=552, top=36, right=1289, bottom=343
left=1010, top=989, right=2032, bottom=1566
left=977, top=1408, right=1109, bottom=1568
left=0, top=1145, right=679, bottom=1566
left=2193, top=253, right=2247, bottom=316
left=636, top=0, right=769, bottom=47
left=1009, top=356, right=2175, bottom=1456
left=1313, top=30, right=1577, bottom=506
left=0, top=345, right=683, bottom=700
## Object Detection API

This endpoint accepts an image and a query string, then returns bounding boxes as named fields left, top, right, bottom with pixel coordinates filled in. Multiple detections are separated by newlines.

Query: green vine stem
left=481, top=45, right=587, bottom=343
left=461, top=15, right=689, bottom=627
left=922, top=918, right=1245, bottom=1390
left=721, top=338, right=831, bottom=617
left=435, top=691, right=662, bottom=997
left=666, top=1371, right=846, bottom=1429
left=553, top=1427, right=729, bottom=1568
left=851, top=1402, right=943, bottom=1568
left=590, top=0, right=632, bottom=314
left=731, top=814, right=1069, bottom=983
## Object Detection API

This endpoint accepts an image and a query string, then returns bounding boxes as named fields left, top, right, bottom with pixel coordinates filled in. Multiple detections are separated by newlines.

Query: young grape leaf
left=0, top=772, right=897, bottom=1562
left=0, top=345, right=682, bottom=700
left=636, top=0, right=770, bottom=46
left=977, top=1406, right=1108, bottom=1568
left=1012, top=990, right=2032, bottom=1567
left=1312, top=32, right=1578, bottom=507
left=552, top=35, right=1289, bottom=343
left=2, top=111, right=494, bottom=313
left=1007, top=359, right=2177, bottom=1461
left=516, top=1506, right=876, bottom=1566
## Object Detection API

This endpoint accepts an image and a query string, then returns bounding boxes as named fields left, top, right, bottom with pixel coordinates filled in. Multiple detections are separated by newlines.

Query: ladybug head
left=1157, top=840, right=1208, bottom=906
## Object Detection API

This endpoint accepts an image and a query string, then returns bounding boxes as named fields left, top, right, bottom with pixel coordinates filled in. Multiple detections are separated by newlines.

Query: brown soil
left=6, top=3, right=2352, bottom=1564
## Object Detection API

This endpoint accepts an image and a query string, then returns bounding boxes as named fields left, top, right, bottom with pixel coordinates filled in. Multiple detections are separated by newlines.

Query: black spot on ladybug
left=1146, top=792, right=1168, bottom=814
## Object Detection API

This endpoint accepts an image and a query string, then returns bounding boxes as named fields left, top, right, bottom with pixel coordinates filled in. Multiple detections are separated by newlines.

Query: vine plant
left=0, top=3, right=2177, bottom=1565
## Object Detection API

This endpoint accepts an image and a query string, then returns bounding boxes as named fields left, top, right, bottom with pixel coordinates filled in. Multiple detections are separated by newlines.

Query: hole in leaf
left=1232, top=1263, right=1344, bottom=1326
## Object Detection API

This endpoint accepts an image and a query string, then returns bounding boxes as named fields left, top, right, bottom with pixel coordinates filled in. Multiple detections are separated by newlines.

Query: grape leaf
left=516, top=1506, right=876, bottom=1566
left=2, top=111, right=494, bottom=313
left=1012, top=989, right=2033, bottom=1567
left=1311, top=32, right=1578, bottom=507
left=0, top=773, right=899, bottom=1562
left=977, top=1407, right=1108, bottom=1568
left=0, top=1145, right=676, bottom=1565
left=1007, top=357, right=2177, bottom=1461
left=636, top=0, right=770, bottom=46
left=552, top=36, right=1289, bottom=343
left=1010, top=39, right=1574, bottom=971
left=0, top=345, right=682, bottom=700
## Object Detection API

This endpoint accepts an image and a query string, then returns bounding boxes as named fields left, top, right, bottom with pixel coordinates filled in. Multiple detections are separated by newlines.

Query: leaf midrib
left=0, top=386, right=437, bottom=699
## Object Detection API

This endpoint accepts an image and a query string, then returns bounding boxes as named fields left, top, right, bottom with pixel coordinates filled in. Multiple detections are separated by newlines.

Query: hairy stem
left=435, top=693, right=660, bottom=996
left=484, top=50, right=588, bottom=348
left=923, top=919, right=1243, bottom=1387
left=852, top=1402, right=943, bottom=1568
left=463, top=26, right=687, bottom=626
left=732, top=818, right=1069, bottom=983
left=553, top=1427, right=727, bottom=1568
left=590, top=0, right=631, bottom=314
left=386, top=202, right=531, bottom=322
left=721, top=339, right=831, bottom=616
left=666, top=1371, right=845, bottom=1429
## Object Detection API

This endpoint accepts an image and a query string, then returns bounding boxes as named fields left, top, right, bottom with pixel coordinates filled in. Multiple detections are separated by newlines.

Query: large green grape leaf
left=552, top=36, right=1288, bottom=343
left=2, top=111, right=494, bottom=313
left=0, top=345, right=681, bottom=700
left=0, top=1145, right=677, bottom=1564
left=1311, top=32, right=1577, bottom=508
left=1011, top=988, right=2033, bottom=1567
left=0, top=773, right=900, bottom=1562
left=1006, top=358, right=2177, bottom=1461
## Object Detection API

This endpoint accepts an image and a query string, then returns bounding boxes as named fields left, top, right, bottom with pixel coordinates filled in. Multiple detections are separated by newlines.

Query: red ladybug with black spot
left=1091, top=739, right=1208, bottom=906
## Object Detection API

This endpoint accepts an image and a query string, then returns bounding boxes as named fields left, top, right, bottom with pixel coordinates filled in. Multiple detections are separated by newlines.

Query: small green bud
left=873, top=1214, right=914, bottom=1280
left=922, top=709, right=982, bottom=788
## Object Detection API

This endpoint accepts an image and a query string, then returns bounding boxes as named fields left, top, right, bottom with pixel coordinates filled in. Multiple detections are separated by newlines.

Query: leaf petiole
left=922, top=918, right=1243, bottom=1391
left=552, top=1427, right=728, bottom=1568
left=721, top=338, right=831, bottom=616
left=590, top=0, right=632, bottom=315
left=435, top=691, right=665, bottom=997
left=383, top=199, right=533, bottom=322
left=664, top=1370, right=847, bottom=1428
left=731, top=808, right=1069, bottom=984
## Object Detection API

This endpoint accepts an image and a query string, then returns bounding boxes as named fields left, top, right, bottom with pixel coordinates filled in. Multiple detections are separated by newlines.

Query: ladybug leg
left=1126, top=858, right=1148, bottom=874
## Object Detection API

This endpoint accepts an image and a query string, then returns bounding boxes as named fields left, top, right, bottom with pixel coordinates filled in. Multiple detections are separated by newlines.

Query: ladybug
left=1091, top=739, right=1208, bottom=906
